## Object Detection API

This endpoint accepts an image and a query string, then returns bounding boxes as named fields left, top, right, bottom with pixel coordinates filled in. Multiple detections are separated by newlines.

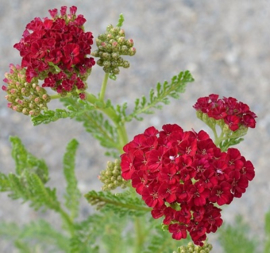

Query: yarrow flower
left=2, top=64, right=50, bottom=116
left=120, top=124, right=255, bottom=245
left=12, top=6, right=95, bottom=97
left=92, top=23, right=136, bottom=77
left=193, top=94, right=257, bottom=131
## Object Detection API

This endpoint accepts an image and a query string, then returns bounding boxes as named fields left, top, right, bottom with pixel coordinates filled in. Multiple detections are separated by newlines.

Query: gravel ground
left=0, top=1, right=269, bottom=252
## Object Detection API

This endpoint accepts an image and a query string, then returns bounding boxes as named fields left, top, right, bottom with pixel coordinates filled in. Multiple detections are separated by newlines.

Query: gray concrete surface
left=0, top=0, right=269, bottom=252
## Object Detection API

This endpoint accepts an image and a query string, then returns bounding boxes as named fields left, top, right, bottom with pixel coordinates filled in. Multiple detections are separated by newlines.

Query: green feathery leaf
left=218, top=215, right=257, bottom=253
left=63, top=139, right=81, bottom=220
left=2, top=137, right=60, bottom=211
left=61, top=97, right=121, bottom=154
left=85, top=190, right=151, bottom=217
left=117, top=13, right=125, bottom=27
left=70, top=214, right=104, bottom=253
left=118, top=70, right=194, bottom=122
left=31, top=109, right=76, bottom=125
left=10, top=136, right=48, bottom=181
left=14, top=240, right=34, bottom=253
left=143, top=224, right=186, bottom=253
left=0, top=173, right=10, bottom=191
left=0, top=220, right=70, bottom=252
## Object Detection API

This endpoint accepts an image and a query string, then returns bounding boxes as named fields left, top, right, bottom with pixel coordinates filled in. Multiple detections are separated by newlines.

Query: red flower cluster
left=121, top=124, right=255, bottom=245
left=193, top=94, right=257, bottom=131
left=13, top=6, right=95, bottom=97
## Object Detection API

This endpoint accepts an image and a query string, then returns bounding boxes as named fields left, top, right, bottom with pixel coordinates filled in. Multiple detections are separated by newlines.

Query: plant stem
left=59, top=207, right=75, bottom=236
left=49, top=94, right=62, bottom=99
left=134, top=217, right=144, bottom=253
left=99, top=73, right=109, bottom=101
left=117, top=124, right=129, bottom=152
left=85, top=92, right=128, bottom=153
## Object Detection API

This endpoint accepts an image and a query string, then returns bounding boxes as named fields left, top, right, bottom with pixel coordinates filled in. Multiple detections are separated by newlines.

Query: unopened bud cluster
left=99, top=159, right=128, bottom=191
left=2, top=64, right=51, bottom=116
left=173, top=242, right=213, bottom=253
left=92, top=24, right=136, bottom=76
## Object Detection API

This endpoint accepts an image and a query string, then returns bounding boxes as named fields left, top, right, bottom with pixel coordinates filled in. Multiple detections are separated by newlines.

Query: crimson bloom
left=120, top=123, right=255, bottom=245
left=193, top=94, right=257, bottom=130
left=12, top=6, right=95, bottom=97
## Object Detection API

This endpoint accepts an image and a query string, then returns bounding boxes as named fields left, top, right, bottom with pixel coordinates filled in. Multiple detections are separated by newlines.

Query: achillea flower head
left=174, top=241, right=213, bottom=253
left=99, top=159, right=128, bottom=191
left=2, top=64, right=51, bottom=116
left=92, top=24, right=136, bottom=77
left=193, top=94, right=257, bottom=131
left=13, top=6, right=95, bottom=97
left=120, top=124, right=255, bottom=246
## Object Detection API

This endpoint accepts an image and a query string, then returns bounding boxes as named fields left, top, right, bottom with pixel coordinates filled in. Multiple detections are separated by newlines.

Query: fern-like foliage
left=0, top=220, right=70, bottom=252
left=85, top=190, right=151, bottom=217
left=63, top=139, right=81, bottom=220
left=70, top=214, right=104, bottom=253
left=10, top=136, right=49, bottom=181
left=117, top=70, right=194, bottom=122
left=61, top=97, right=121, bottom=153
left=100, top=211, right=133, bottom=253
left=31, top=109, right=77, bottom=125
left=218, top=215, right=257, bottom=253
left=143, top=223, right=187, bottom=253
left=0, top=137, right=60, bottom=211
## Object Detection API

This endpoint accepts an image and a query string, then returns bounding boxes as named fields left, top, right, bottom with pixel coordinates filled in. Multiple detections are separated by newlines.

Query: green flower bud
left=123, top=60, right=130, bottom=68
left=112, top=52, right=119, bottom=59
left=121, top=45, right=128, bottom=54
left=129, top=47, right=136, bottom=56
left=92, top=23, right=136, bottom=76
left=111, top=27, right=120, bottom=34
left=119, top=29, right=125, bottom=36
left=106, top=24, right=113, bottom=32
left=117, top=37, right=125, bottom=45
left=99, top=159, right=128, bottom=191
left=111, top=61, right=118, bottom=67
left=126, top=39, right=134, bottom=47
left=112, top=67, right=120, bottom=74
left=22, top=108, right=29, bottom=115
left=102, top=52, right=111, bottom=59
left=97, top=59, right=103, bottom=66
left=96, top=38, right=102, bottom=46
left=103, top=66, right=111, bottom=73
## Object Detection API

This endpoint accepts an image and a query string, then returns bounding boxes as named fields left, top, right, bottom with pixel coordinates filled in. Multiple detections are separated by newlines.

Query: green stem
left=134, top=217, right=144, bottom=253
left=85, top=91, right=128, bottom=153
left=49, top=94, right=62, bottom=100
left=99, top=73, right=109, bottom=101
left=59, top=207, right=75, bottom=236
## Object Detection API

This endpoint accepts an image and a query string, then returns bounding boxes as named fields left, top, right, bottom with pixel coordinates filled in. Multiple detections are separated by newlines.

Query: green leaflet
left=61, top=97, right=121, bottom=154
left=0, top=220, right=70, bottom=252
left=218, top=215, right=257, bottom=253
left=63, top=139, right=81, bottom=220
left=118, top=70, right=194, bottom=122
left=7, top=170, right=60, bottom=211
left=85, top=190, right=151, bottom=217
left=143, top=223, right=187, bottom=253
left=4, top=137, right=60, bottom=211
left=31, top=109, right=76, bottom=125
left=70, top=214, right=104, bottom=253
left=117, top=13, right=125, bottom=27
left=10, top=136, right=48, bottom=180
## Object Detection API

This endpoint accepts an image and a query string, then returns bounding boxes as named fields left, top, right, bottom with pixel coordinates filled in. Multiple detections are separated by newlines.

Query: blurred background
left=0, top=0, right=269, bottom=252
